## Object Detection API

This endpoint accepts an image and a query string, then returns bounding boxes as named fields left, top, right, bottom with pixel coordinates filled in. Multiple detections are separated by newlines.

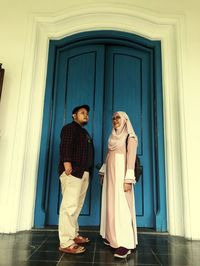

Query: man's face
left=73, top=108, right=89, bottom=125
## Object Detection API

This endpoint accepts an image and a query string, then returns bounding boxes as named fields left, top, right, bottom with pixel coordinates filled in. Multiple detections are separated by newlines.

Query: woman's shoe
left=102, top=238, right=110, bottom=246
left=114, top=247, right=131, bottom=258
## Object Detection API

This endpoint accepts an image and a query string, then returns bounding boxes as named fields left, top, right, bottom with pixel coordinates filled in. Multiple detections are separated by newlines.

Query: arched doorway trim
left=14, top=3, right=189, bottom=237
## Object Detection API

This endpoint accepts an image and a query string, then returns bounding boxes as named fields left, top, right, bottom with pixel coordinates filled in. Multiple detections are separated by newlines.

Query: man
left=58, top=104, right=94, bottom=254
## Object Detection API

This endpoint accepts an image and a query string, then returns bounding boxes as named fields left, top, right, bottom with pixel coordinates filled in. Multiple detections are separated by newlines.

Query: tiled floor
left=0, top=229, right=200, bottom=266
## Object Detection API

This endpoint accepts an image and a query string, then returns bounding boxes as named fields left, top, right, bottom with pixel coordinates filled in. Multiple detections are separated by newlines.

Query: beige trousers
left=58, top=171, right=89, bottom=248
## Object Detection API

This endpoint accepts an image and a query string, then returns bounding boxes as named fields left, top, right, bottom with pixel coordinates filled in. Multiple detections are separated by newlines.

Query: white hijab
left=108, top=111, right=137, bottom=151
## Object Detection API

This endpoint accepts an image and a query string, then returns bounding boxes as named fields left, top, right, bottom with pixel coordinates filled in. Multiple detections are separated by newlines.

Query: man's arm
left=60, top=125, right=74, bottom=175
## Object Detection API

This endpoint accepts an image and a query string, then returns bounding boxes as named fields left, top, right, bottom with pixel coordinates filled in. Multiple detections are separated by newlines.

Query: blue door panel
left=47, top=44, right=155, bottom=227
left=47, top=45, right=105, bottom=225
left=104, top=46, right=154, bottom=227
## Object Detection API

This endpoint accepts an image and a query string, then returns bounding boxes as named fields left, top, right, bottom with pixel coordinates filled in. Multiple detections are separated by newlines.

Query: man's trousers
left=58, top=171, right=89, bottom=248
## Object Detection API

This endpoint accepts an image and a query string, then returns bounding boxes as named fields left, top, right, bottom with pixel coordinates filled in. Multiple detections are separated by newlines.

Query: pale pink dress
left=100, top=137, right=138, bottom=249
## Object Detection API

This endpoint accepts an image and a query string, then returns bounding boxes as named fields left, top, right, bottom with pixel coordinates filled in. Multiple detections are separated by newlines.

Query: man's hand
left=64, top=162, right=72, bottom=175
left=99, top=173, right=104, bottom=185
left=123, top=183, right=132, bottom=192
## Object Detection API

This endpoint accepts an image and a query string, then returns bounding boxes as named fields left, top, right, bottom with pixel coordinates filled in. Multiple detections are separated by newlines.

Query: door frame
left=34, top=30, right=167, bottom=231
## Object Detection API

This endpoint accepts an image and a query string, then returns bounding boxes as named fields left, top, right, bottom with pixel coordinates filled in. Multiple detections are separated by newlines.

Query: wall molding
left=7, top=3, right=190, bottom=237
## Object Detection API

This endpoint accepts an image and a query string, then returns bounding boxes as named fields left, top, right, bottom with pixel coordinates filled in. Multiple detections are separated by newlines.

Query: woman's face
left=112, top=113, right=121, bottom=129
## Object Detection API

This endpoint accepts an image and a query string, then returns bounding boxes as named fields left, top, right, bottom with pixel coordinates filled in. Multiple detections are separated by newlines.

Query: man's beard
left=82, top=121, right=88, bottom=126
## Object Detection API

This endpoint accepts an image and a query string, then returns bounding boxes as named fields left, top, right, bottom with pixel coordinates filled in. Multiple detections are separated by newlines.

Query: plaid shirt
left=58, top=121, right=94, bottom=178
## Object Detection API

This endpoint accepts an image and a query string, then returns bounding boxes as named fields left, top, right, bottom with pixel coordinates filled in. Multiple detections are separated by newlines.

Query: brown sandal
left=59, top=243, right=86, bottom=254
left=74, top=235, right=90, bottom=244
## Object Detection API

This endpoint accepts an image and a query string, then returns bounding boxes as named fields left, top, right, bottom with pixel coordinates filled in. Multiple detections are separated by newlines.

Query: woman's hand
left=64, top=162, right=72, bottom=175
left=123, top=183, right=132, bottom=192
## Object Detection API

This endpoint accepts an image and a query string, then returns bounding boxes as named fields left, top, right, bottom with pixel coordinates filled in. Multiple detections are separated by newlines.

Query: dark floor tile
left=38, top=242, right=59, bottom=252
left=168, top=236, right=200, bottom=248
left=128, top=265, right=160, bottom=266
left=156, top=254, right=191, bottom=266
left=20, top=232, right=51, bottom=239
left=60, top=250, right=93, bottom=263
left=93, top=263, right=127, bottom=266
left=45, top=235, right=59, bottom=243
left=59, top=263, right=93, bottom=266
left=136, top=245, right=152, bottom=253
left=138, top=236, right=170, bottom=247
left=152, top=244, right=193, bottom=255
left=95, top=243, right=115, bottom=254
left=136, top=236, right=143, bottom=242
left=27, top=236, right=50, bottom=243
left=83, top=241, right=95, bottom=252
left=14, top=261, right=58, bottom=266
left=168, top=236, right=191, bottom=244
left=127, top=252, right=161, bottom=265
left=28, top=251, right=62, bottom=262
left=95, top=236, right=106, bottom=244
left=173, top=247, right=200, bottom=266
left=94, top=251, right=127, bottom=264
left=15, top=242, right=45, bottom=251
left=0, top=230, right=200, bottom=266
left=139, top=233, right=169, bottom=239
left=46, top=233, right=59, bottom=238
left=15, top=233, right=49, bottom=246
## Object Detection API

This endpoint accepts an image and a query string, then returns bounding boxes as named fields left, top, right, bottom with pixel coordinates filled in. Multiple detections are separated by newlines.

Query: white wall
left=0, top=0, right=200, bottom=239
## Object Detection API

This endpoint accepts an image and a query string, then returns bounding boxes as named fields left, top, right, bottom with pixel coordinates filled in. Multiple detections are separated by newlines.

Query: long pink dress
left=100, top=137, right=138, bottom=249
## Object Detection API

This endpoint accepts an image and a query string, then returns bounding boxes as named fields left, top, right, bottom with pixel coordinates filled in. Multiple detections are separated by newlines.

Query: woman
left=99, top=111, right=138, bottom=258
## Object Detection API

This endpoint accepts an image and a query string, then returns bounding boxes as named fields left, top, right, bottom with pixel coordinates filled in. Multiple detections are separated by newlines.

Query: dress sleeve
left=99, top=150, right=108, bottom=174
left=124, top=136, right=138, bottom=184
left=99, top=163, right=106, bottom=174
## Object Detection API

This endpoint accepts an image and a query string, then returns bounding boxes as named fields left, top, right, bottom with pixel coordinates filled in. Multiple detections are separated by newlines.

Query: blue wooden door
left=46, top=45, right=105, bottom=225
left=103, top=46, right=154, bottom=227
left=46, top=43, right=154, bottom=227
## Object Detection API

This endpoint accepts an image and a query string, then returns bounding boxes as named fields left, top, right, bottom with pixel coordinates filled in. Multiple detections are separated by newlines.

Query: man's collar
left=72, top=120, right=83, bottom=127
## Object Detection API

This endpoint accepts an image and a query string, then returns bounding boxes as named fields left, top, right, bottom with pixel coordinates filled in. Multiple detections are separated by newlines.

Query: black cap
left=72, top=104, right=90, bottom=114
